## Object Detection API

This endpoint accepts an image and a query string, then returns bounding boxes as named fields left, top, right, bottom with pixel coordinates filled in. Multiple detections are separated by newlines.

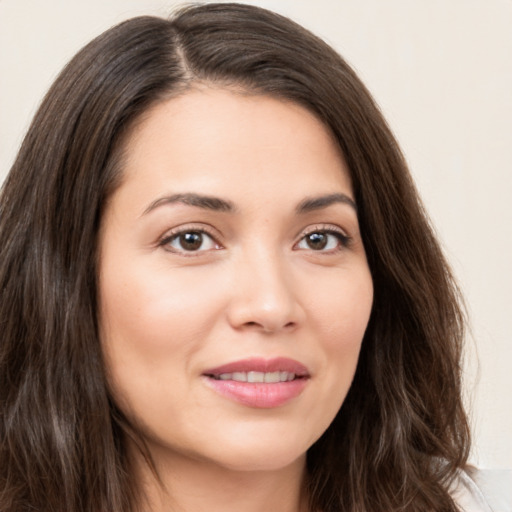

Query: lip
left=202, top=357, right=310, bottom=408
left=203, top=357, right=309, bottom=377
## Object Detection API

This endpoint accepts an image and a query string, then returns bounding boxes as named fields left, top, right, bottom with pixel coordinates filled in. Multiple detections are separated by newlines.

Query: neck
left=132, top=446, right=308, bottom=512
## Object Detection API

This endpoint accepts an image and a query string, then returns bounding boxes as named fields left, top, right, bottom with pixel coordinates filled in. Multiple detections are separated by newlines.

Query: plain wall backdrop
left=1, top=0, right=511, bottom=469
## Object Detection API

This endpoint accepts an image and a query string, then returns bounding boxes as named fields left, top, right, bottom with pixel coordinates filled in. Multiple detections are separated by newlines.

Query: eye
left=161, top=230, right=220, bottom=254
left=296, top=229, right=349, bottom=252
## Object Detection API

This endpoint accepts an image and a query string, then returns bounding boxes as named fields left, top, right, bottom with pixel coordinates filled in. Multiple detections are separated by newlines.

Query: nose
left=226, top=250, right=304, bottom=334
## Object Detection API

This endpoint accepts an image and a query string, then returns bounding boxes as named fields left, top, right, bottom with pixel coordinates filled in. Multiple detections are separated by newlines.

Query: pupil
left=307, top=232, right=327, bottom=250
left=180, top=232, right=202, bottom=250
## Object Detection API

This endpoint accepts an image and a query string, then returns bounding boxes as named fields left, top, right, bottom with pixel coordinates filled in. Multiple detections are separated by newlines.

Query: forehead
left=116, top=88, right=352, bottom=208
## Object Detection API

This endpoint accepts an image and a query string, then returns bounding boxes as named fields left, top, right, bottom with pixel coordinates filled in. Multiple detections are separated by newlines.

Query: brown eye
left=296, top=230, right=349, bottom=252
left=179, top=232, right=203, bottom=251
left=305, top=232, right=328, bottom=250
left=163, top=230, right=219, bottom=253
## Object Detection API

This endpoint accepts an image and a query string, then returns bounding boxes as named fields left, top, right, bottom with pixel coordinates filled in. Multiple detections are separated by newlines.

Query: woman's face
left=98, top=88, right=373, bottom=473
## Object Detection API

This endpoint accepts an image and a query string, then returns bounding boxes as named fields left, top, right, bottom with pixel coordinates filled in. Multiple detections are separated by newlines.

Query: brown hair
left=0, top=3, right=470, bottom=511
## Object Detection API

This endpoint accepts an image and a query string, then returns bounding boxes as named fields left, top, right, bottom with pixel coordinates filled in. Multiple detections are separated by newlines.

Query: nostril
left=241, top=320, right=294, bottom=333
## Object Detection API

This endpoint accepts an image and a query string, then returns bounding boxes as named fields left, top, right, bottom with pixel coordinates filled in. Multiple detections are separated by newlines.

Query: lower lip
left=203, top=377, right=308, bottom=408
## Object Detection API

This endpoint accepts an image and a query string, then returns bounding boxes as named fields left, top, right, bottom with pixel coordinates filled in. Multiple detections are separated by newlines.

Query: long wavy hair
left=0, top=3, right=470, bottom=511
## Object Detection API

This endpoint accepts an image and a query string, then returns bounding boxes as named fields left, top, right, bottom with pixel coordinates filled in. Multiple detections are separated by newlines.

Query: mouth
left=207, top=370, right=302, bottom=383
left=202, top=357, right=310, bottom=408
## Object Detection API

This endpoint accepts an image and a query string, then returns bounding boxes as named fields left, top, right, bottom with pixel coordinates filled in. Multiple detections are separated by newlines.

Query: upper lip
left=202, top=357, right=310, bottom=377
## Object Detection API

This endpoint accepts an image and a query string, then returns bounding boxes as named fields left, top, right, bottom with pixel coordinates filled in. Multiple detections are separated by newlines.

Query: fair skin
left=98, top=88, right=373, bottom=512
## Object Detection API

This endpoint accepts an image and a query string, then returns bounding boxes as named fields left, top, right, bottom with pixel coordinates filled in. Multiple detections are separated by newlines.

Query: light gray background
left=1, top=0, right=510, bottom=469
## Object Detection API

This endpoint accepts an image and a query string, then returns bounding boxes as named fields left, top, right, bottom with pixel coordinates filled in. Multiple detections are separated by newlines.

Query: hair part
left=0, top=4, right=470, bottom=511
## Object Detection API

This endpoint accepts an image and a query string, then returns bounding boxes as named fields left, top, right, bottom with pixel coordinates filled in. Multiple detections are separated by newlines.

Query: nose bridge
left=227, top=241, right=301, bottom=332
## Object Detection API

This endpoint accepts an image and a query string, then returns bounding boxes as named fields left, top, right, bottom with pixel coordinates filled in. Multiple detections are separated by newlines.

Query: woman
left=0, top=3, right=489, bottom=511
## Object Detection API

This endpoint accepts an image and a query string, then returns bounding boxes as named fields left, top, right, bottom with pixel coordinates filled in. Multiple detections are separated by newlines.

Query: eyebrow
left=142, top=191, right=356, bottom=217
left=296, top=193, right=357, bottom=213
left=143, top=193, right=236, bottom=215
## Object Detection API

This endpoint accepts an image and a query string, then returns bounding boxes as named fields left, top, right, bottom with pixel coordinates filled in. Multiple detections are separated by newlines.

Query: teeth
left=215, top=371, right=296, bottom=382
left=247, top=371, right=264, bottom=383
left=264, top=371, right=280, bottom=383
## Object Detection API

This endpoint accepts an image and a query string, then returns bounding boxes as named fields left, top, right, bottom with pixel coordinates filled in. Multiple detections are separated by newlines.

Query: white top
left=451, top=468, right=511, bottom=512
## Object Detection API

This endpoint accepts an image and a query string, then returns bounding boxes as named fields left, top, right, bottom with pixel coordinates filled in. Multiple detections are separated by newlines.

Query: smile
left=212, top=371, right=297, bottom=382
left=202, top=357, right=310, bottom=408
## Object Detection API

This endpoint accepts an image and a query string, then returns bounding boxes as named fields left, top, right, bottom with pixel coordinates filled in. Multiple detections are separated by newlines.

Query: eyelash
left=159, top=225, right=222, bottom=256
left=158, top=224, right=351, bottom=255
left=295, top=225, right=351, bottom=253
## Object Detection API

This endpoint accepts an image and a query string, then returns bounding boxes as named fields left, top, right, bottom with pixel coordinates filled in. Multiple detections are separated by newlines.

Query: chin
left=190, top=427, right=314, bottom=473
left=207, top=446, right=307, bottom=473
left=146, top=427, right=312, bottom=475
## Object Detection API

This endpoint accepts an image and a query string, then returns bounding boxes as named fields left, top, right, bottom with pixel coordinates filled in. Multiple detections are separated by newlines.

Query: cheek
left=99, top=260, right=226, bottom=354
left=308, top=266, right=373, bottom=347
left=307, top=267, right=373, bottom=396
left=98, top=266, right=226, bottom=432
left=97, top=262, right=225, bottom=414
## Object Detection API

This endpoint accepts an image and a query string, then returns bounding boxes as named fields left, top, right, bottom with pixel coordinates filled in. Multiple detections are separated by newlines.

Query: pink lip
left=203, top=357, right=309, bottom=377
left=202, top=357, right=310, bottom=409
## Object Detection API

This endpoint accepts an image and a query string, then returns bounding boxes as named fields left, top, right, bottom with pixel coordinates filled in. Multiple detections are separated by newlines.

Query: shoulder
left=450, top=467, right=511, bottom=512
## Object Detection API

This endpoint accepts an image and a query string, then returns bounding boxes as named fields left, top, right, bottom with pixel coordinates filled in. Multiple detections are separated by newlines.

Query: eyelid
left=294, top=224, right=352, bottom=251
left=158, top=223, right=223, bottom=254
